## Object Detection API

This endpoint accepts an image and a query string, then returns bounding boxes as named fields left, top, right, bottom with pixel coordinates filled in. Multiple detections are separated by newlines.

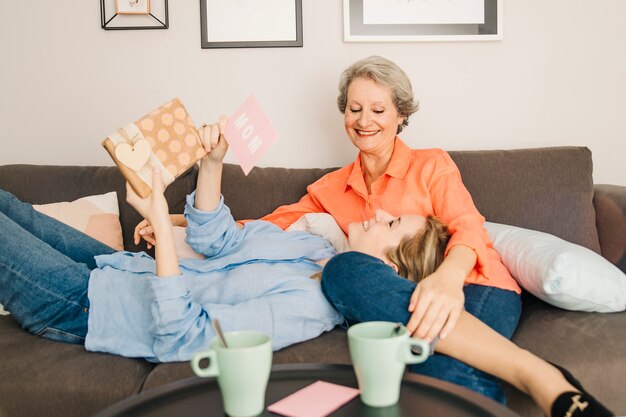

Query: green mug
left=191, top=330, right=272, bottom=417
left=348, top=321, right=430, bottom=407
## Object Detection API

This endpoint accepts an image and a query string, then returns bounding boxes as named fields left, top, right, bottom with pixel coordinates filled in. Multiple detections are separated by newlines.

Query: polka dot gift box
left=102, top=98, right=207, bottom=198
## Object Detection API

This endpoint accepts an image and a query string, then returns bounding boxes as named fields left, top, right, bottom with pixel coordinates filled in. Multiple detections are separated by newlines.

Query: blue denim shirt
left=85, top=193, right=342, bottom=362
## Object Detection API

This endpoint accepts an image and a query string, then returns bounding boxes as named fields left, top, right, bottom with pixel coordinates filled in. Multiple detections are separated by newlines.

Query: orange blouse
left=260, top=138, right=521, bottom=294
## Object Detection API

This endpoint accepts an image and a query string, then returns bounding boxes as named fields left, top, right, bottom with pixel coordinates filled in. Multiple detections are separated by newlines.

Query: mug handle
left=191, top=350, right=219, bottom=378
left=401, top=338, right=430, bottom=365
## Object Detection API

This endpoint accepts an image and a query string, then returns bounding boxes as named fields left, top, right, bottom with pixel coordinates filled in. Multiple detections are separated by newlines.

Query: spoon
left=390, top=322, right=402, bottom=337
left=211, top=319, right=228, bottom=348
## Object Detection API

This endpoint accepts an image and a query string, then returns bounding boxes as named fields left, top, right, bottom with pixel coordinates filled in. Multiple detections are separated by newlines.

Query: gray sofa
left=0, top=146, right=624, bottom=417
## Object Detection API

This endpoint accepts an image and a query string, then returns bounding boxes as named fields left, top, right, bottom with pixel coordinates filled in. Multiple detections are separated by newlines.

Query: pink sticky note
left=225, top=95, right=279, bottom=175
left=267, top=380, right=359, bottom=417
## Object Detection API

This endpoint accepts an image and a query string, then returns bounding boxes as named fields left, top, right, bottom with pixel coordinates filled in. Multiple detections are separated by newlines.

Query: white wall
left=1, top=1, right=624, bottom=185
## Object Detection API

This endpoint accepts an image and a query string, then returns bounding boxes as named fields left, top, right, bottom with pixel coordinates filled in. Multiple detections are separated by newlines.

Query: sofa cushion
left=33, top=191, right=124, bottom=251
left=0, top=316, right=155, bottom=417
left=449, top=147, right=601, bottom=253
left=506, top=295, right=626, bottom=416
left=220, top=164, right=337, bottom=221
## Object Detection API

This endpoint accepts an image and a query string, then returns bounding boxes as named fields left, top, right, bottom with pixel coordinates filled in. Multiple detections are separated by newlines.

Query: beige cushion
left=33, top=192, right=124, bottom=251
left=0, top=192, right=124, bottom=315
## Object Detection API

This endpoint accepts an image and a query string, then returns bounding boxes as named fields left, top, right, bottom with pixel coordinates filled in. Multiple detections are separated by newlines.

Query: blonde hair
left=337, top=55, right=419, bottom=134
left=313, top=215, right=449, bottom=282
left=386, top=216, right=450, bottom=283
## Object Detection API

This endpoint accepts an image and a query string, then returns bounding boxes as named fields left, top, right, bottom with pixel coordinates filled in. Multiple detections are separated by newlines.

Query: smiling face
left=344, top=77, right=405, bottom=155
left=347, top=209, right=427, bottom=263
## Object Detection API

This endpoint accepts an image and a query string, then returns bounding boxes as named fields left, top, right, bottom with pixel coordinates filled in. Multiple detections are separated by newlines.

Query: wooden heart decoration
left=115, top=139, right=151, bottom=172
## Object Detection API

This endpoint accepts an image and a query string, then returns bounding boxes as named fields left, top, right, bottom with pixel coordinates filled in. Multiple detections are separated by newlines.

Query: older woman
left=258, top=56, right=523, bottom=403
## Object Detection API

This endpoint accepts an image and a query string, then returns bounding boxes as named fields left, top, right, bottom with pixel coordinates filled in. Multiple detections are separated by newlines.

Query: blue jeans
left=0, top=189, right=115, bottom=343
left=321, top=251, right=521, bottom=404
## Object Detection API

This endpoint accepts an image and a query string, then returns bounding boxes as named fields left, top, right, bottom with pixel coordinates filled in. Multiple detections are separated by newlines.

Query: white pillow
left=286, top=213, right=350, bottom=254
left=484, top=222, right=626, bottom=313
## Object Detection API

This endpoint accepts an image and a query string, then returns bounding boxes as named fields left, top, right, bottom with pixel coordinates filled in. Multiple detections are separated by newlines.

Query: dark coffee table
left=93, top=364, right=521, bottom=417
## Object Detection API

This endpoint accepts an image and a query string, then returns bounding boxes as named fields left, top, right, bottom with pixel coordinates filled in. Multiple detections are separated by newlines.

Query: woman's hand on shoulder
left=134, top=218, right=156, bottom=249
left=406, top=270, right=465, bottom=342
left=134, top=214, right=186, bottom=249
left=199, top=115, right=229, bottom=165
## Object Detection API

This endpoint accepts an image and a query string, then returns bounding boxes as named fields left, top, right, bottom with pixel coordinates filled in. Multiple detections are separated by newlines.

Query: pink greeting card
left=225, top=95, right=279, bottom=175
left=267, top=380, right=359, bottom=417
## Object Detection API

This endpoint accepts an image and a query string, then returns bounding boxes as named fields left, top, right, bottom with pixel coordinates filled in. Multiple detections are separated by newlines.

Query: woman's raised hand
left=199, top=115, right=229, bottom=164
left=126, top=168, right=171, bottom=238
left=127, top=169, right=181, bottom=278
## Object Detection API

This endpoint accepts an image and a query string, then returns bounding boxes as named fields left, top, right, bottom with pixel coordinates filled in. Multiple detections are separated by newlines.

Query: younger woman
left=0, top=127, right=344, bottom=361
left=322, top=209, right=612, bottom=417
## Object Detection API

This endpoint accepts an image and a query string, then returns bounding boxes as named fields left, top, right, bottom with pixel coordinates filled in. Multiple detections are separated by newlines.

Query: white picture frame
left=200, top=0, right=303, bottom=48
left=343, top=0, right=503, bottom=42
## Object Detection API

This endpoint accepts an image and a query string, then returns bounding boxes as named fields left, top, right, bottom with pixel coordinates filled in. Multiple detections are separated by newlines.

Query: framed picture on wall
left=101, top=0, right=168, bottom=30
left=116, top=0, right=150, bottom=15
left=200, top=0, right=303, bottom=48
left=343, top=0, right=502, bottom=42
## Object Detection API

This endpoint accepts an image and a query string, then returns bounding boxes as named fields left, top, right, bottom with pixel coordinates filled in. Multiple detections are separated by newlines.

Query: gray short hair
left=337, top=56, right=419, bottom=133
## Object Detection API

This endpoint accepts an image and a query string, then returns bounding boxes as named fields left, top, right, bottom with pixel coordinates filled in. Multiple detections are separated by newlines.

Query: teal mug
left=191, top=330, right=272, bottom=417
left=348, top=321, right=430, bottom=407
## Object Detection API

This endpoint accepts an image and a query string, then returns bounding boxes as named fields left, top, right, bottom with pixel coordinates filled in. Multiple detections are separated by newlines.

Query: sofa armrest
left=593, top=184, right=626, bottom=273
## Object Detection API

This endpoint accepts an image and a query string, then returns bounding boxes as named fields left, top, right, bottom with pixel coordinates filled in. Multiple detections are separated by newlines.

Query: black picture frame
left=200, top=0, right=302, bottom=49
left=101, top=0, right=169, bottom=30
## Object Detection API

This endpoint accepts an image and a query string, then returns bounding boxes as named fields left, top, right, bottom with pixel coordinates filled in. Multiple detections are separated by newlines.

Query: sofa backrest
left=0, top=146, right=600, bottom=253
left=448, top=146, right=600, bottom=253
left=220, top=164, right=336, bottom=220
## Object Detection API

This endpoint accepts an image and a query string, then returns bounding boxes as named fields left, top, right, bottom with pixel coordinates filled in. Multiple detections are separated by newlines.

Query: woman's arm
left=132, top=116, right=230, bottom=249
left=195, top=117, right=229, bottom=213
left=183, top=116, right=253, bottom=258
left=126, top=169, right=180, bottom=277
left=183, top=194, right=244, bottom=258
